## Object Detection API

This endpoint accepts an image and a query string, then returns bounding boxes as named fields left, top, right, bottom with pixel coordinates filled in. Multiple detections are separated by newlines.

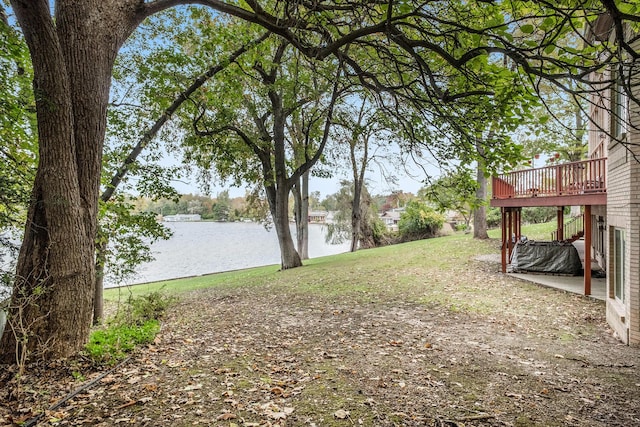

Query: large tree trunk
left=299, top=171, right=309, bottom=260
left=349, top=126, right=368, bottom=252
left=351, top=181, right=362, bottom=252
left=0, top=0, right=138, bottom=362
left=293, top=172, right=310, bottom=260
left=266, top=185, right=302, bottom=270
left=265, top=95, right=302, bottom=270
left=473, top=139, right=489, bottom=240
left=473, top=168, right=489, bottom=239
left=93, top=235, right=107, bottom=325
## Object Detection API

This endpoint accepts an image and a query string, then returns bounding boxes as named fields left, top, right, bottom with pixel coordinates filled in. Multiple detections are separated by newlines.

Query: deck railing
left=551, top=214, right=584, bottom=242
left=492, top=158, right=607, bottom=200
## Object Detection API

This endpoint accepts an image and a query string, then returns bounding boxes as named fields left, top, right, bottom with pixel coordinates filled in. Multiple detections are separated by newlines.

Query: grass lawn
left=47, top=223, right=636, bottom=427
left=104, top=221, right=557, bottom=305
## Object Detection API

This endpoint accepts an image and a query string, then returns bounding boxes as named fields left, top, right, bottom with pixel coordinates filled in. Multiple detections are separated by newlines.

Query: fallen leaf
left=183, top=384, right=203, bottom=391
left=216, top=413, right=237, bottom=421
left=267, top=411, right=287, bottom=420
left=144, top=383, right=158, bottom=392
left=334, top=409, right=350, bottom=419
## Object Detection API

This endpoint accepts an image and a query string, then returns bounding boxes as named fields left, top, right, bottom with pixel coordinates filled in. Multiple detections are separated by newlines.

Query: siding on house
left=602, top=34, right=640, bottom=344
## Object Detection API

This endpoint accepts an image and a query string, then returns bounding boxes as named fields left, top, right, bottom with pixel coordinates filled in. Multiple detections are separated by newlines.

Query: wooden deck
left=491, top=158, right=607, bottom=207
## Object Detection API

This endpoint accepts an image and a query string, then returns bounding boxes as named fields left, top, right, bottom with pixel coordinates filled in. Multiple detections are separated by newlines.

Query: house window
left=613, top=228, right=626, bottom=301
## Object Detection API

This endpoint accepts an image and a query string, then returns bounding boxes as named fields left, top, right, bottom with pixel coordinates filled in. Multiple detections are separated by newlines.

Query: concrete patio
left=508, top=271, right=606, bottom=301
left=507, top=239, right=606, bottom=301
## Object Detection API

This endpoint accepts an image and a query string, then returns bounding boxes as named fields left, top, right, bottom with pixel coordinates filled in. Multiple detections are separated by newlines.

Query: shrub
left=398, top=200, right=445, bottom=239
left=487, top=207, right=502, bottom=228
left=522, top=206, right=558, bottom=224
left=123, top=291, right=175, bottom=325
left=370, top=216, right=389, bottom=245
left=85, top=291, right=174, bottom=364
left=85, top=319, right=160, bottom=363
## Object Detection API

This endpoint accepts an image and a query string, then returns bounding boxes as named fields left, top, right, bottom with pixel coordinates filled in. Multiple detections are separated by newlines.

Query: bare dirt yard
left=1, top=236, right=639, bottom=426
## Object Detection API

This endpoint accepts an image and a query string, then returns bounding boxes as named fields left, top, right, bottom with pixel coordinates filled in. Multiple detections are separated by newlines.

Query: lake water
left=119, top=221, right=350, bottom=285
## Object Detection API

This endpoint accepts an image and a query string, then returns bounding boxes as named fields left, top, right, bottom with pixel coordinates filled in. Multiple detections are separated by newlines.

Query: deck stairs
left=551, top=214, right=584, bottom=243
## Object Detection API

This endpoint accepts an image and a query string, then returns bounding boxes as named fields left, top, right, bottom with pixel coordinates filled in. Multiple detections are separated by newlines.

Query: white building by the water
left=163, top=214, right=202, bottom=222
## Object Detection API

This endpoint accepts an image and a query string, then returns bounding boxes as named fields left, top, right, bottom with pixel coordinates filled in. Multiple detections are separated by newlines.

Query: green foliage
left=139, top=192, right=251, bottom=222
left=398, top=200, right=445, bottom=238
left=486, top=207, right=502, bottom=229
left=121, top=291, right=175, bottom=326
left=0, top=14, right=36, bottom=230
left=323, top=181, right=357, bottom=245
left=370, top=216, right=389, bottom=245
left=484, top=207, right=562, bottom=229
left=522, top=207, right=562, bottom=225
left=85, top=291, right=174, bottom=364
left=514, top=80, right=588, bottom=164
left=85, top=320, right=159, bottom=364
left=323, top=180, right=384, bottom=248
left=421, top=169, right=478, bottom=227
left=99, top=196, right=173, bottom=285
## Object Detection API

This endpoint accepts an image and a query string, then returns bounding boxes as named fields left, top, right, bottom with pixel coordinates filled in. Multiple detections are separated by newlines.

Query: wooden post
left=584, top=205, right=592, bottom=296
left=507, top=208, right=514, bottom=263
left=501, top=208, right=507, bottom=273
left=557, top=207, right=564, bottom=241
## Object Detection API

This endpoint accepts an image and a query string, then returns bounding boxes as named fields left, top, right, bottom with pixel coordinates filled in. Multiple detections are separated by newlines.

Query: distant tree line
left=135, top=191, right=248, bottom=222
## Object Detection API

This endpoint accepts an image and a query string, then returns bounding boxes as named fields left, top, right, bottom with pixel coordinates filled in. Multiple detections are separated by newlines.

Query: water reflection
left=123, top=222, right=349, bottom=285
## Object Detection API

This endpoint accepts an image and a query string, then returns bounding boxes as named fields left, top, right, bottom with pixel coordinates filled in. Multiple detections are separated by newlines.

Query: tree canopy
left=2, top=0, right=640, bottom=362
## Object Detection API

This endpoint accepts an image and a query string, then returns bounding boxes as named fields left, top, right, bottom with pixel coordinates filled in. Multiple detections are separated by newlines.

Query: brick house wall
left=587, top=22, right=640, bottom=345
left=603, top=34, right=640, bottom=345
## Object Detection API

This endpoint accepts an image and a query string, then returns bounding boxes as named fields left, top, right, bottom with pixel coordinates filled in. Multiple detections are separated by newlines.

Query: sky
left=165, top=155, right=433, bottom=199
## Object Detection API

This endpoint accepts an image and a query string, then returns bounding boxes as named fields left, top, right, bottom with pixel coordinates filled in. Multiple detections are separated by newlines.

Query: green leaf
left=520, top=24, right=535, bottom=34
left=618, top=3, right=636, bottom=14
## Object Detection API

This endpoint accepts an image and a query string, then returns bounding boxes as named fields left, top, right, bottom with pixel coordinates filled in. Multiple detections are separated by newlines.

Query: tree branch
left=101, top=32, right=270, bottom=203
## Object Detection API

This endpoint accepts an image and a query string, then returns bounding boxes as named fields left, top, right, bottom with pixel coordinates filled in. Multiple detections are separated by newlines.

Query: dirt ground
left=1, top=255, right=639, bottom=427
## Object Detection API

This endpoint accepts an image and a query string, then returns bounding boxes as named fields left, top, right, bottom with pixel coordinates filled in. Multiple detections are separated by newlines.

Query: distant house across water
left=163, top=214, right=202, bottom=222
left=308, top=211, right=328, bottom=223
left=380, top=208, right=403, bottom=231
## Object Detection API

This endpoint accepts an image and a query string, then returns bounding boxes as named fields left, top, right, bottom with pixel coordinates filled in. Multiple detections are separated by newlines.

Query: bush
left=85, top=319, right=160, bottom=363
left=522, top=207, right=558, bottom=224
left=123, top=291, right=175, bottom=326
left=398, top=200, right=445, bottom=239
left=85, top=291, right=174, bottom=364
left=487, top=207, right=501, bottom=229
left=369, top=216, right=390, bottom=246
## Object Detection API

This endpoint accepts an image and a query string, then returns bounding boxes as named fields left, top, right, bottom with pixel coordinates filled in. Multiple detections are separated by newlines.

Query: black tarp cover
left=508, top=241, right=582, bottom=275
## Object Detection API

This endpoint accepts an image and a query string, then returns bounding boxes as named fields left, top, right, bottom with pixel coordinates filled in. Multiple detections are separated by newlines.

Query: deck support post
left=507, top=209, right=513, bottom=264
left=584, top=205, right=592, bottom=296
left=500, top=207, right=522, bottom=274
left=557, top=207, right=564, bottom=241
left=501, top=208, right=507, bottom=273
